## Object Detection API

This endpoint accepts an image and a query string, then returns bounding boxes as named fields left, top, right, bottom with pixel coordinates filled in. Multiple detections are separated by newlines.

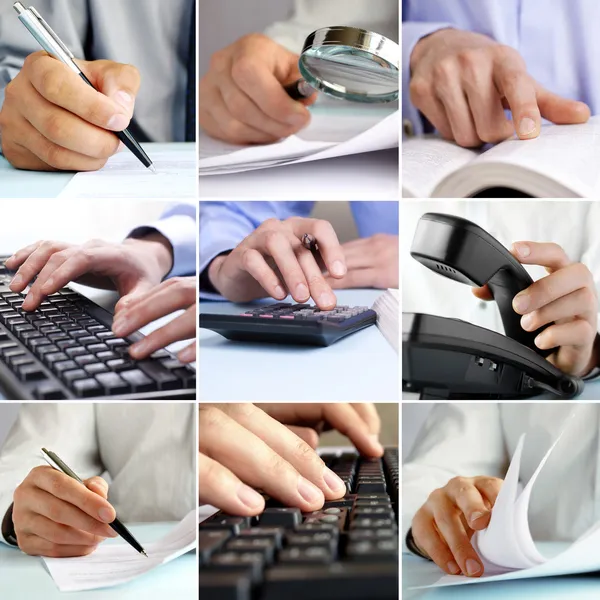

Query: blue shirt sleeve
left=129, top=202, right=196, bottom=278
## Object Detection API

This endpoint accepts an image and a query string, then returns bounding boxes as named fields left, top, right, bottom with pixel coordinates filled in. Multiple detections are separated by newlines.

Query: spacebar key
left=261, top=563, right=398, bottom=600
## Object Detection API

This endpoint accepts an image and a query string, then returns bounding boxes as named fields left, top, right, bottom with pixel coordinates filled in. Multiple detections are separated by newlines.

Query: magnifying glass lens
left=299, top=46, right=399, bottom=103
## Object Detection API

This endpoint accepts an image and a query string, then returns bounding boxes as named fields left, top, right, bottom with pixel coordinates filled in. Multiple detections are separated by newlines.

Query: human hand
left=325, top=234, right=398, bottom=290
left=5, top=233, right=173, bottom=312
left=199, top=403, right=383, bottom=515
left=208, top=217, right=347, bottom=310
left=412, top=475, right=503, bottom=577
left=409, top=29, right=590, bottom=147
left=0, top=52, right=140, bottom=171
left=473, top=242, right=599, bottom=376
left=112, top=276, right=196, bottom=363
left=12, top=467, right=118, bottom=557
left=199, top=34, right=317, bottom=144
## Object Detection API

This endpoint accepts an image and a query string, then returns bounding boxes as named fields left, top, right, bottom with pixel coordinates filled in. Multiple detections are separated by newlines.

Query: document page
left=58, top=149, right=197, bottom=198
left=199, top=109, right=399, bottom=175
left=42, top=509, right=197, bottom=592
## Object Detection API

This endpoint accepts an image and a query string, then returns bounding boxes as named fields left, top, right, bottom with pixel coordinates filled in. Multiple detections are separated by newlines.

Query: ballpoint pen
left=41, top=448, right=149, bottom=558
left=13, top=2, right=155, bottom=173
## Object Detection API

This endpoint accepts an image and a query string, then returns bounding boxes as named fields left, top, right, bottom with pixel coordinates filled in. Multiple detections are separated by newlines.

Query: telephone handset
left=410, top=213, right=553, bottom=356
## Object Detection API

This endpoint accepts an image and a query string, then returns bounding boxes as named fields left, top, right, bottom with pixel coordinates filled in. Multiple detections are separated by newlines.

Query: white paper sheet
left=198, top=109, right=399, bottom=175
left=42, top=509, right=197, bottom=592
left=372, top=288, right=399, bottom=354
left=417, top=431, right=600, bottom=589
left=58, top=150, right=197, bottom=198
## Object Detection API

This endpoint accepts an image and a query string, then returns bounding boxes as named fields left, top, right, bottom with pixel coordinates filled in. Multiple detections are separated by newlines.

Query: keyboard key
left=95, top=372, right=129, bottom=395
left=258, top=508, right=302, bottom=528
left=200, top=530, right=231, bottom=565
left=72, top=378, right=102, bottom=397
left=198, top=571, right=251, bottom=600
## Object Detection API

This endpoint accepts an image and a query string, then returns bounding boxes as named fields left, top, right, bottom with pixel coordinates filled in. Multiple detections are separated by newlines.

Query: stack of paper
left=42, top=509, right=197, bottom=592
left=198, top=109, right=399, bottom=175
left=418, top=432, right=600, bottom=590
left=372, top=289, right=399, bottom=353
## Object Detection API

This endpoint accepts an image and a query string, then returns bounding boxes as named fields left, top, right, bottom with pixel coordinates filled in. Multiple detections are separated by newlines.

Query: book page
left=58, top=149, right=197, bottom=199
left=42, top=509, right=197, bottom=592
left=199, top=109, right=399, bottom=175
left=402, top=137, right=479, bottom=197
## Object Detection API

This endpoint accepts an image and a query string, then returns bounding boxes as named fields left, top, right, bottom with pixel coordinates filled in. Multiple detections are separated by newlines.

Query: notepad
left=42, top=509, right=197, bottom=592
left=58, top=148, right=197, bottom=198
left=417, top=430, right=600, bottom=589
left=372, top=288, right=399, bottom=354
left=198, top=108, right=399, bottom=175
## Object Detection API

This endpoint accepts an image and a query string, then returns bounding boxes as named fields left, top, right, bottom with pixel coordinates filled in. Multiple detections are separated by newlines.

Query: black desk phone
left=402, top=213, right=584, bottom=399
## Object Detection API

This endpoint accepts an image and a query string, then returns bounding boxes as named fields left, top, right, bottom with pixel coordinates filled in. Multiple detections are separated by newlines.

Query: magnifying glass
left=284, top=26, right=399, bottom=104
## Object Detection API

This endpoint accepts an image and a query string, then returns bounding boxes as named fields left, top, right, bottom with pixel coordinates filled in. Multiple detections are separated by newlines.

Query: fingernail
left=107, top=529, right=119, bottom=538
left=447, top=561, right=461, bottom=575
left=513, top=292, right=529, bottom=313
left=286, top=112, right=308, bottom=127
left=178, top=345, right=196, bottom=363
left=534, top=333, right=547, bottom=349
left=513, top=242, right=530, bottom=258
left=129, top=340, right=147, bottom=358
left=466, top=558, right=482, bottom=576
left=323, top=468, right=346, bottom=494
left=107, top=113, right=129, bottom=131
left=296, top=283, right=309, bottom=300
left=318, top=292, right=335, bottom=307
left=113, top=91, right=134, bottom=110
left=521, top=313, right=534, bottom=331
left=519, top=117, right=536, bottom=136
left=469, top=511, right=486, bottom=524
left=98, top=507, right=114, bottom=523
left=237, top=484, right=264, bottom=509
left=274, top=285, right=286, bottom=299
left=330, top=260, right=346, bottom=277
left=10, top=274, right=22, bottom=288
left=297, top=477, right=323, bottom=504
left=370, top=434, right=384, bottom=454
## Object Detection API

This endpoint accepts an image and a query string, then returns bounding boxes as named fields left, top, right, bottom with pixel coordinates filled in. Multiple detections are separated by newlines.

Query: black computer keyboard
left=200, top=302, right=378, bottom=346
left=0, top=258, right=195, bottom=400
left=199, top=448, right=399, bottom=600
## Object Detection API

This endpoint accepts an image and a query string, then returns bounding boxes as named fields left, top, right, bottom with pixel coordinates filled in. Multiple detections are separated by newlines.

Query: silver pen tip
left=149, top=165, right=157, bottom=174
left=141, top=550, right=149, bottom=558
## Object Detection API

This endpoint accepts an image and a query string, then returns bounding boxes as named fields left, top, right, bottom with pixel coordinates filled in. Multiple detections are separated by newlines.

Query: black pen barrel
left=109, top=518, right=146, bottom=555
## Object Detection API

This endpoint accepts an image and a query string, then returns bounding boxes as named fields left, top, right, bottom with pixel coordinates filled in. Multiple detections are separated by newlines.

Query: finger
left=22, top=248, right=75, bottom=310
left=409, top=78, right=454, bottom=139
left=513, top=263, right=592, bottom=315
left=412, top=511, right=462, bottom=575
left=350, top=404, right=381, bottom=436
left=286, top=426, right=320, bottom=449
left=444, top=479, right=491, bottom=531
left=257, top=230, right=310, bottom=303
left=337, top=240, right=374, bottom=270
left=296, top=247, right=336, bottom=310
left=494, top=63, right=541, bottom=139
left=88, top=60, right=141, bottom=119
left=31, top=467, right=116, bottom=524
left=199, top=407, right=325, bottom=511
left=511, top=242, right=571, bottom=273
left=430, top=494, right=483, bottom=577
left=534, top=319, right=596, bottom=352
left=9, top=241, right=70, bottom=293
left=288, top=219, right=346, bottom=279
left=224, top=404, right=346, bottom=499
left=84, top=477, right=109, bottom=501
left=472, top=285, right=494, bottom=301
left=21, top=78, right=119, bottom=159
left=113, top=278, right=158, bottom=314
left=17, top=533, right=98, bottom=558
left=239, top=248, right=287, bottom=301
left=21, top=513, right=107, bottom=546
left=26, top=54, right=133, bottom=132
left=177, top=341, right=197, bottom=364
left=536, top=86, right=591, bottom=125
left=129, top=306, right=196, bottom=359
left=21, top=487, right=117, bottom=538
left=325, top=268, right=379, bottom=289
left=473, top=477, right=503, bottom=510
left=5, top=241, right=45, bottom=270
left=198, top=452, right=265, bottom=516
left=521, top=288, right=598, bottom=332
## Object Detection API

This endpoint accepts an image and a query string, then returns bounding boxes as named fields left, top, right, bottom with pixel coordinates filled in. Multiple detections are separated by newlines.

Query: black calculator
left=199, top=303, right=378, bottom=347
left=199, top=448, right=399, bottom=600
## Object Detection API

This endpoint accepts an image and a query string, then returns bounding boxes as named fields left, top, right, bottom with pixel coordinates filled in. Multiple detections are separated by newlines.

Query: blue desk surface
left=403, top=554, right=600, bottom=600
left=199, top=289, right=399, bottom=402
left=0, top=143, right=192, bottom=198
left=0, top=522, right=197, bottom=599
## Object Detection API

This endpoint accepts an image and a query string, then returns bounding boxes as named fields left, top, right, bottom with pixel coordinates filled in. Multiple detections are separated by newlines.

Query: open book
left=419, top=431, right=600, bottom=589
left=372, top=289, right=399, bottom=354
left=403, top=116, right=600, bottom=198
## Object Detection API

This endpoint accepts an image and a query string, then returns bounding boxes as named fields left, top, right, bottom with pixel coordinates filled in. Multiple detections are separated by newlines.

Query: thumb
left=84, top=476, right=110, bottom=500
left=78, top=59, right=141, bottom=122
left=114, top=278, right=156, bottom=315
left=537, top=87, right=590, bottom=125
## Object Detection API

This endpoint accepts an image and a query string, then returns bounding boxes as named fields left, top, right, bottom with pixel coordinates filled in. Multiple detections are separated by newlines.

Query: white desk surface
left=199, top=289, right=399, bottom=402
left=0, top=522, right=197, bottom=600
left=198, top=148, right=399, bottom=200
left=0, top=143, right=195, bottom=198
left=403, top=553, right=600, bottom=599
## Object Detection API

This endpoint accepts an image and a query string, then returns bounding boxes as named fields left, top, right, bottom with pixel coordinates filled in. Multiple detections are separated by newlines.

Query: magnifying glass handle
left=284, top=79, right=315, bottom=100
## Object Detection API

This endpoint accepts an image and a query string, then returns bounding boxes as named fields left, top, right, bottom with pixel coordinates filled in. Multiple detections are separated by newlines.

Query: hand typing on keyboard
left=207, top=217, right=347, bottom=310
left=199, top=403, right=383, bottom=515
left=112, top=276, right=196, bottom=363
